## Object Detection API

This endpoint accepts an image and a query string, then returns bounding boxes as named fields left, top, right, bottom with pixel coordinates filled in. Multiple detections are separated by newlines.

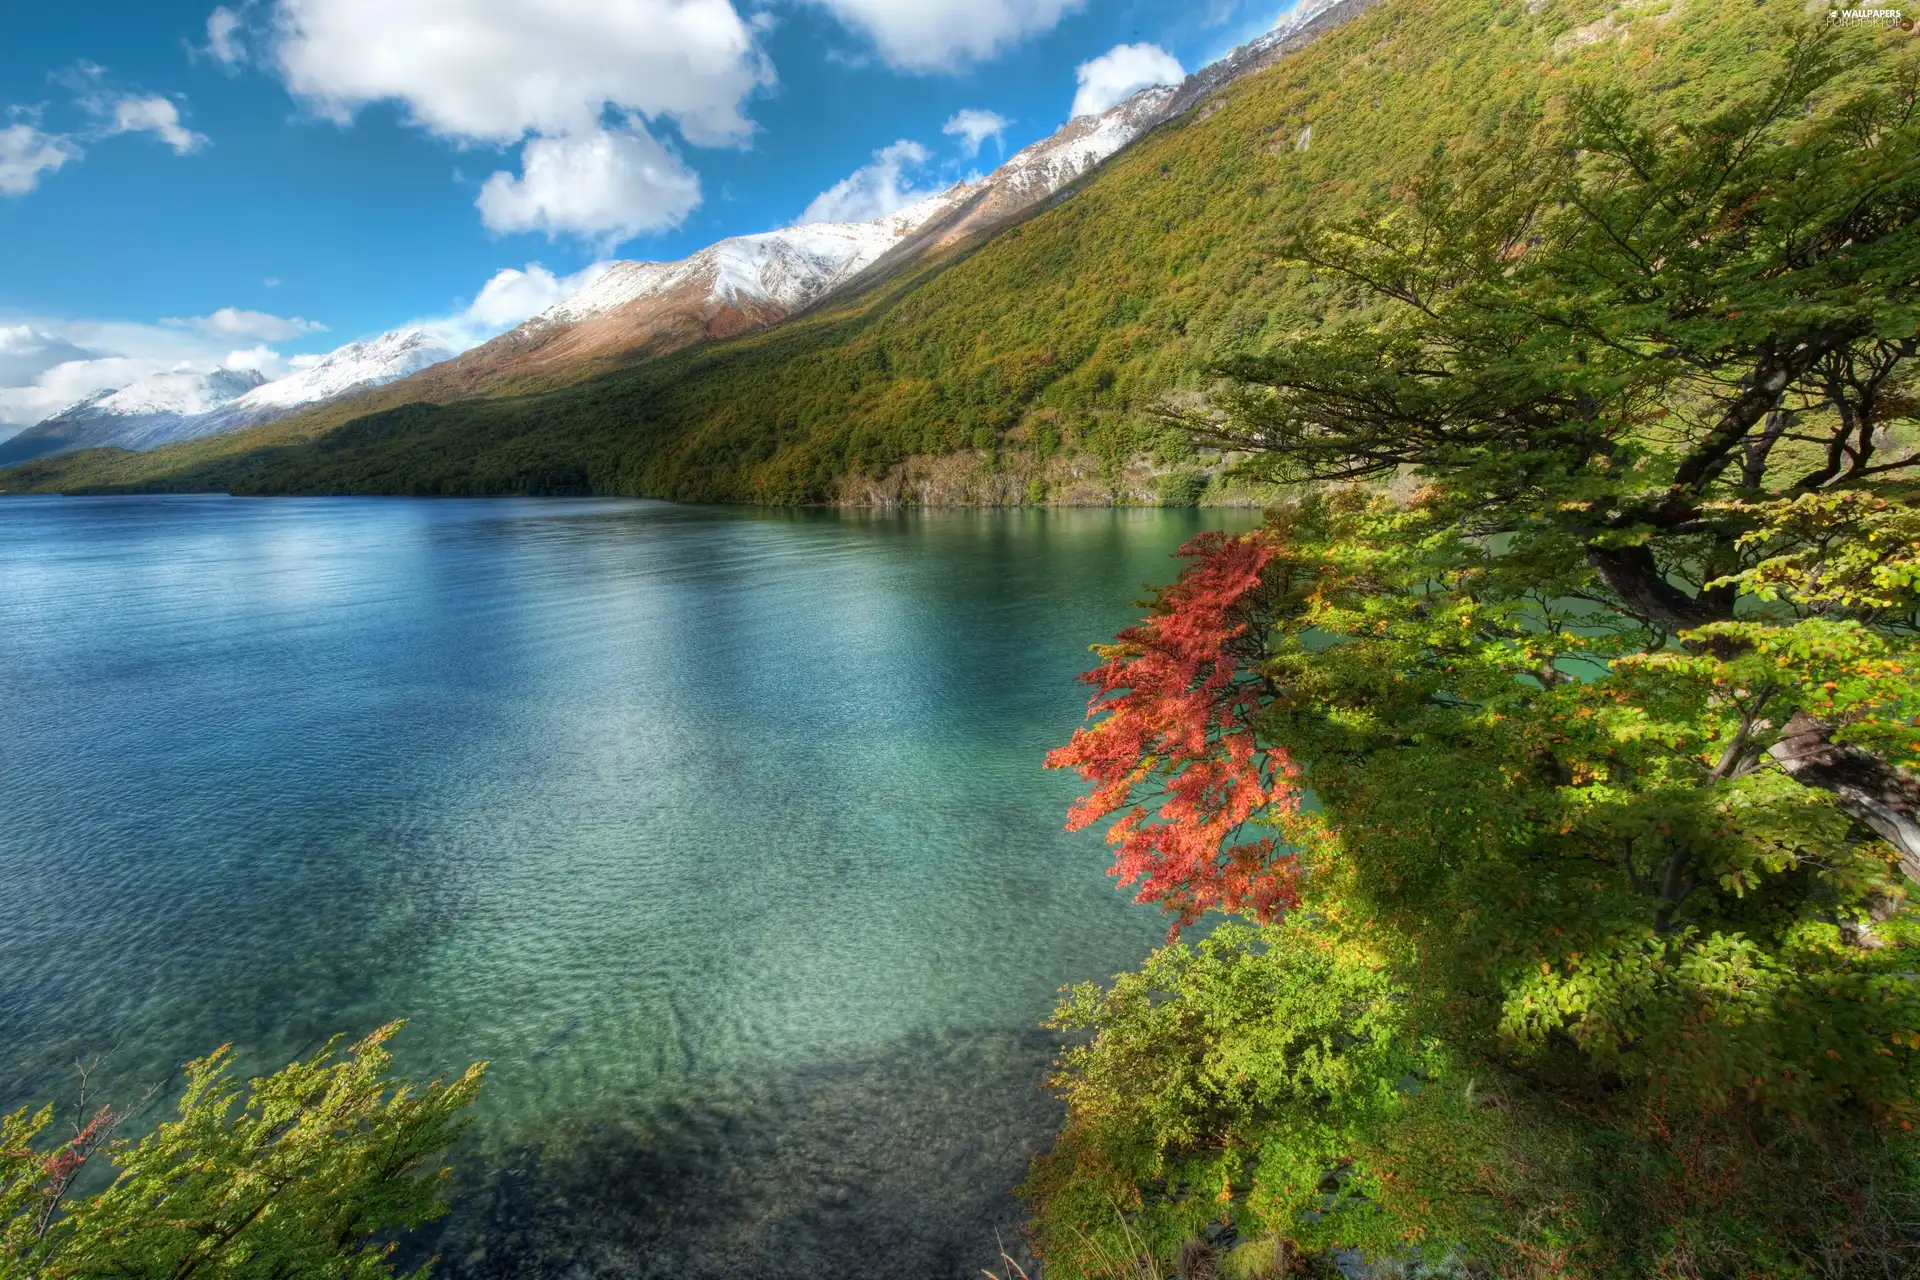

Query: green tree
left=2, top=1025, right=484, bottom=1280
left=1034, top=27, right=1920, bottom=1277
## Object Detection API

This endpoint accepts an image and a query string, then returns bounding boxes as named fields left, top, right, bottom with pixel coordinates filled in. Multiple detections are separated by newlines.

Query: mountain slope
left=430, top=191, right=975, bottom=390
left=1, top=0, right=1808, bottom=501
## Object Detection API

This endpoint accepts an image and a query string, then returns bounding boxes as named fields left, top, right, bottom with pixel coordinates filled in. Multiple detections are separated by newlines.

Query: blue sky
left=0, top=0, right=1304, bottom=426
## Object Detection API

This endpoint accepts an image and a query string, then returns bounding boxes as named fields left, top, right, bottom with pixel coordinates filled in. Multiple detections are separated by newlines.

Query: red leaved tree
left=1046, top=530, right=1301, bottom=932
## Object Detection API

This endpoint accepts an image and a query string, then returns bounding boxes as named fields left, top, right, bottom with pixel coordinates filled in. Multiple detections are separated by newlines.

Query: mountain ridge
left=0, top=0, right=1366, bottom=482
left=0, top=0, right=1788, bottom=503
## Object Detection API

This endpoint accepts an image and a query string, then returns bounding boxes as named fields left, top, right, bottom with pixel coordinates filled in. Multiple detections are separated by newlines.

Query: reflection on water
left=0, top=496, right=1258, bottom=1278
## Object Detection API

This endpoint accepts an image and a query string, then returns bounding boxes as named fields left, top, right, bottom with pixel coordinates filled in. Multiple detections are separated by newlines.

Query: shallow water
left=0, top=496, right=1257, bottom=1278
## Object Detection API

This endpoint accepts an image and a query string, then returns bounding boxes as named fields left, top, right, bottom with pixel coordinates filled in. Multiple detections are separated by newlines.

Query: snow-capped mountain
left=537, top=192, right=968, bottom=331
left=460, top=190, right=975, bottom=377
left=0, top=329, right=458, bottom=465
left=0, top=367, right=267, bottom=464
left=189, top=329, right=455, bottom=438
left=69, top=367, right=264, bottom=422
left=487, top=0, right=1370, bottom=353
left=0, top=0, right=1375, bottom=471
left=227, top=329, right=453, bottom=415
left=428, top=99, right=1186, bottom=388
left=994, top=85, right=1182, bottom=202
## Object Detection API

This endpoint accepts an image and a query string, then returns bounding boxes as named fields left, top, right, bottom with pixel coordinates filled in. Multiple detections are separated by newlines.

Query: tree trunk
left=1770, top=711, right=1920, bottom=885
left=1585, top=545, right=1729, bottom=634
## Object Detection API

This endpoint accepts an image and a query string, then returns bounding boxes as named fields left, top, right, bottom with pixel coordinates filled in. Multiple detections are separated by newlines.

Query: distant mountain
left=198, top=329, right=454, bottom=433
left=0, top=367, right=267, bottom=465
left=440, top=191, right=975, bottom=384
left=0, top=329, right=455, bottom=466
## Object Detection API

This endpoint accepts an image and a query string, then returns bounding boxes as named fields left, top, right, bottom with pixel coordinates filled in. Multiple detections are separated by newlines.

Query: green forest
left=0, top=0, right=1839, bottom=504
left=1029, top=19, right=1920, bottom=1276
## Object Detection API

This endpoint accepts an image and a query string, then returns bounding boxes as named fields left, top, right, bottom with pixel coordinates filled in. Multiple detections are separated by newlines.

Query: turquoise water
left=0, top=496, right=1256, bottom=1278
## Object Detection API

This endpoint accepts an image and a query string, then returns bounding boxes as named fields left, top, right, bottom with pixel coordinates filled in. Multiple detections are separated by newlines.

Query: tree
left=1, top=1025, right=484, bottom=1280
left=1033, top=27, right=1920, bottom=1278
left=1181, top=25, right=1920, bottom=866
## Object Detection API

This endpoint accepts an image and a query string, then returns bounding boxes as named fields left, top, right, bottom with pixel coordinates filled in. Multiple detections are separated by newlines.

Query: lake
left=0, top=496, right=1258, bottom=1279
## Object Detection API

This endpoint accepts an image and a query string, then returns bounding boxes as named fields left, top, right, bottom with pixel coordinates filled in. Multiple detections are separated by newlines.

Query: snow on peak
left=992, top=84, right=1180, bottom=200
left=230, top=328, right=454, bottom=412
left=523, top=187, right=972, bottom=330
left=62, top=367, right=266, bottom=420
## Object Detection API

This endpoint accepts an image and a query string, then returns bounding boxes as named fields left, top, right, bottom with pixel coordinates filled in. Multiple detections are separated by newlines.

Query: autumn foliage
left=1046, top=530, right=1302, bottom=930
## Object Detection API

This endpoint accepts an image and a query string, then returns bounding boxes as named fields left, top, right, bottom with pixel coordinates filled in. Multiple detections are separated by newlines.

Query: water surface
left=0, top=496, right=1256, bottom=1278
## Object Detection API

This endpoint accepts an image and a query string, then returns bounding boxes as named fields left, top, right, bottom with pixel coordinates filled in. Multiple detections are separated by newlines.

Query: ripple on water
left=0, top=497, right=1259, bottom=1277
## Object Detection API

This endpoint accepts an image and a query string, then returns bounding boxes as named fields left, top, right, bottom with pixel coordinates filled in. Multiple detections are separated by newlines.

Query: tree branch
left=1770, top=711, right=1920, bottom=885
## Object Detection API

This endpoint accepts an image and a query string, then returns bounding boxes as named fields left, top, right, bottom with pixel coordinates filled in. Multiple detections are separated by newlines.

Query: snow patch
left=227, top=329, right=453, bottom=413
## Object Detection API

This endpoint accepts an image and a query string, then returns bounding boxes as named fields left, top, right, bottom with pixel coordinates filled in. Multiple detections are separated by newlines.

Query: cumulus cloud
left=222, top=345, right=288, bottom=375
left=0, top=326, right=104, bottom=387
left=476, top=123, right=701, bottom=243
left=0, top=123, right=79, bottom=196
left=942, top=108, right=1010, bottom=158
left=463, top=262, right=615, bottom=329
left=0, top=356, right=160, bottom=432
left=106, top=96, right=208, bottom=155
left=163, top=308, right=329, bottom=341
left=271, top=0, right=768, bottom=146
left=797, top=139, right=938, bottom=225
left=807, top=0, right=1083, bottom=70
left=1071, top=43, right=1184, bottom=118
left=262, top=0, right=768, bottom=241
left=412, top=260, right=617, bottom=350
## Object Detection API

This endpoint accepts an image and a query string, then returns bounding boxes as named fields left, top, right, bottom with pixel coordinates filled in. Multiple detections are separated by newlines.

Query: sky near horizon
left=0, top=0, right=1308, bottom=428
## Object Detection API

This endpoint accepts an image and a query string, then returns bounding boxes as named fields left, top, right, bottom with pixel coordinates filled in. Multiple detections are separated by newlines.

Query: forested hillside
left=4, top=0, right=1822, bottom=501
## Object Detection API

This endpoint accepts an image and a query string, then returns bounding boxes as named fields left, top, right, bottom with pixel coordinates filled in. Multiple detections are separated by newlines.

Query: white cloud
left=476, top=124, right=701, bottom=243
left=205, top=6, right=249, bottom=64
left=462, top=262, right=614, bottom=330
left=164, top=308, right=329, bottom=341
left=942, top=108, right=1010, bottom=158
left=0, top=261, right=615, bottom=433
left=797, top=139, right=936, bottom=225
left=806, top=0, right=1083, bottom=70
left=413, top=260, right=617, bottom=350
left=107, top=96, right=208, bottom=155
left=0, top=318, right=228, bottom=427
left=1071, top=42, right=1184, bottom=118
left=0, top=356, right=165, bottom=430
left=271, top=0, right=768, bottom=146
left=0, top=124, right=79, bottom=196
left=0, top=326, right=103, bottom=386
left=265, top=0, right=769, bottom=242
left=64, top=66, right=212, bottom=154
left=223, top=345, right=288, bottom=375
